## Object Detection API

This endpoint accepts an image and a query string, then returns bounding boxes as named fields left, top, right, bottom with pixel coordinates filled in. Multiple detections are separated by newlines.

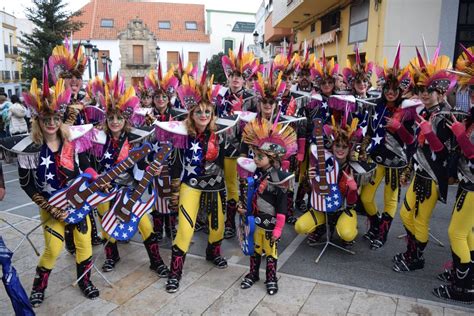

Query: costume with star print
left=92, top=131, right=169, bottom=277
left=360, top=99, right=416, bottom=249
left=167, top=130, right=228, bottom=285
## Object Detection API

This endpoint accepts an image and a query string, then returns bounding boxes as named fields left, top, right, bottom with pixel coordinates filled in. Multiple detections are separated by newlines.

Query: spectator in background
left=8, top=95, right=28, bottom=136
left=0, top=94, right=12, bottom=138
left=454, top=86, right=471, bottom=113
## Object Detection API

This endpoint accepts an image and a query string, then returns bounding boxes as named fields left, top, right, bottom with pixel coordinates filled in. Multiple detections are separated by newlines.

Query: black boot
left=265, top=256, right=278, bottom=295
left=77, top=257, right=100, bottom=300
left=166, top=246, right=186, bottom=293
left=205, top=241, right=227, bottom=269
left=102, top=241, right=120, bottom=272
left=151, top=211, right=164, bottom=241
left=363, top=214, right=380, bottom=242
left=286, top=191, right=297, bottom=224
left=433, top=253, right=473, bottom=304
left=143, top=233, right=169, bottom=277
left=370, top=212, right=393, bottom=250
left=164, top=214, right=177, bottom=239
left=393, top=229, right=416, bottom=263
left=224, top=199, right=237, bottom=239
left=89, top=212, right=103, bottom=245
left=64, top=224, right=76, bottom=255
left=29, top=266, right=52, bottom=307
left=307, top=225, right=327, bottom=246
left=241, top=254, right=261, bottom=289
left=393, top=239, right=426, bottom=272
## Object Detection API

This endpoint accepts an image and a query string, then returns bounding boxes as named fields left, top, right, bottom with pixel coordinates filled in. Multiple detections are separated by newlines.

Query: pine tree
left=20, top=0, right=84, bottom=82
left=207, top=52, right=227, bottom=85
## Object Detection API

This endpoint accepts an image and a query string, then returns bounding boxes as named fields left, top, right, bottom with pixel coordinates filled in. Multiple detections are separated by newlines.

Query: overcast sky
left=2, top=0, right=261, bottom=19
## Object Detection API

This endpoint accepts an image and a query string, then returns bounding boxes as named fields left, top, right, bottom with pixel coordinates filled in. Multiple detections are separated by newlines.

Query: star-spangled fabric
left=99, top=134, right=125, bottom=172
left=35, top=145, right=63, bottom=199
left=367, top=102, right=390, bottom=152
left=310, top=156, right=343, bottom=213
left=181, top=136, right=206, bottom=183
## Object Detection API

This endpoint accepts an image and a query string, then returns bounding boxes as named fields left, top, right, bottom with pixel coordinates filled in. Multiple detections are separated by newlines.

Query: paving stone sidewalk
left=0, top=213, right=472, bottom=316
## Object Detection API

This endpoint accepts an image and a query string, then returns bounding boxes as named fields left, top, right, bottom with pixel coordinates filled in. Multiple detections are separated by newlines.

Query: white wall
left=157, top=41, right=211, bottom=73
left=383, top=0, right=443, bottom=66
left=207, top=10, right=256, bottom=56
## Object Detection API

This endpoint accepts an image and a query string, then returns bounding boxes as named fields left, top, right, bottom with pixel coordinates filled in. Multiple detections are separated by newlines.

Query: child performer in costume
left=237, top=118, right=296, bottom=295
left=360, top=44, right=416, bottom=249
left=433, top=44, right=474, bottom=304
left=14, top=69, right=99, bottom=307
left=392, top=47, right=457, bottom=272
left=142, top=65, right=181, bottom=241
left=155, top=73, right=237, bottom=293
left=219, top=45, right=260, bottom=239
left=88, top=75, right=169, bottom=277
left=294, top=115, right=361, bottom=248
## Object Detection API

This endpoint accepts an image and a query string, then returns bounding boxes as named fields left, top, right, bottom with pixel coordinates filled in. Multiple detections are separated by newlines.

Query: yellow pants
left=399, top=177, right=438, bottom=243
left=173, top=184, right=225, bottom=253
left=253, top=226, right=278, bottom=258
left=449, top=189, right=474, bottom=263
left=38, top=209, right=92, bottom=270
left=360, top=164, right=399, bottom=217
left=224, top=157, right=238, bottom=203
left=295, top=208, right=358, bottom=242
left=96, top=202, right=153, bottom=242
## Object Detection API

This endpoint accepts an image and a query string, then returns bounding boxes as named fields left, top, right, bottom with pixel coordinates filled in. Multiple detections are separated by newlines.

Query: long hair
left=185, top=102, right=217, bottom=138
left=31, top=117, right=70, bottom=145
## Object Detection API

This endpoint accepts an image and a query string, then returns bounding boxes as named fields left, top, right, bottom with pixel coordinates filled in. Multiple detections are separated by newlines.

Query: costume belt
left=254, top=213, right=276, bottom=231
left=186, top=174, right=225, bottom=192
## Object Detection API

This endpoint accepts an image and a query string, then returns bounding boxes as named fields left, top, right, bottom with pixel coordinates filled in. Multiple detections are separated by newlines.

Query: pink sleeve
left=272, top=213, right=286, bottom=239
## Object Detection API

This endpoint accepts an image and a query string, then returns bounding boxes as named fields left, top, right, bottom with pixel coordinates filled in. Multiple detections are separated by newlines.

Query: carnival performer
left=237, top=118, right=296, bottom=295
left=294, top=50, right=339, bottom=222
left=87, top=75, right=169, bottom=277
left=9, top=71, right=99, bottom=307
left=219, top=45, right=260, bottom=239
left=154, top=72, right=237, bottom=293
left=143, top=65, right=181, bottom=240
left=392, top=47, right=457, bottom=272
left=360, top=44, right=416, bottom=249
left=49, top=41, right=103, bottom=250
left=432, top=44, right=474, bottom=304
left=294, top=113, right=361, bottom=247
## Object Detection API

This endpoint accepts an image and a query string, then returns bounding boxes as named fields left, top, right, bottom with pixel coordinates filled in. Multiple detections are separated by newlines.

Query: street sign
left=232, top=22, right=255, bottom=33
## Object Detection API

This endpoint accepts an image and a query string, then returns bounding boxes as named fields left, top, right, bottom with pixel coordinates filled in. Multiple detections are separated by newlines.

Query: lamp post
left=84, top=40, right=93, bottom=80
left=253, top=30, right=259, bottom=45
left=92, top=46, right=99, bottom=76
left=101, top=53, right=108, bottom=79
left=156, top=44, right=161, bottom=66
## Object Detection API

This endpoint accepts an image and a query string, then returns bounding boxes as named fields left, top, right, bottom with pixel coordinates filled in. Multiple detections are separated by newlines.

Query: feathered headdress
left=323, top=115, right=362, bottom=146
left=243, top=118, right=297, bottom=160
left=311, top=48, right=339, bottom=85
left=86, top=76, right=105, bottom=103
left=172, top=53, right=199, bottom=80
left=22, top=65, right=71, bottom=117
left=343, top=43, right=374, bottom=88
left=221, top=42, right=260, bottom=80
left=375, top=43, right=412, bottom=91
left=101, top=73, right=139, bottom=121
left=48, top=37, right=87, bottom=83
left=177, top=61, right=221, bottom=110
left=272, top=44, right=295, bottom=80
left=409, top=43, right=456, bottom=94
left=253, top=71, right=286, bottom=102
left=292, top=41, right=313, bottom=77
left=455, top=44, right=474, bottom=88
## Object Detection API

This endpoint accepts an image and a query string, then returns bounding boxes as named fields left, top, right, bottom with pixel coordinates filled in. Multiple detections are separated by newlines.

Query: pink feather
left=189, top=65, right=198, bottom=78
left=393, top=42, right=401, bottom=70
left=432, top=42, right=441, bottom=64
left=415, top=47, right=426, bottom=69
left=22, top=92, right=39, bottom=115
left=221, top=55, right=234, bottom=79
left=253, top=81, right=265, bottom=99
left=322, top=47, right=327, bottom=69
left=460, top=44, right=474, bottom=62
left=73, top=40, right=82, bottom=61
left=157, top=61, right=163, bottom=81
left=55, top=88, right=72, bottom=111
left=200, top=60, right=208, bottom=86
left=355, top=43, right=361, bottom=66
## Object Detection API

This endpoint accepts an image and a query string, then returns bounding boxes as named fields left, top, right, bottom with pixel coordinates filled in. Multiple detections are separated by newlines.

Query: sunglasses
left=194, top=109, right=212, bottom=117
left=106, top=115, right=124, bottom=122
left=355, top=79, right=369, bottom=84
left=154, top=95, right=168, bottom=100
left=417, top=86, right=435, bottom=94
left=41, top=116, right=61, bottom=125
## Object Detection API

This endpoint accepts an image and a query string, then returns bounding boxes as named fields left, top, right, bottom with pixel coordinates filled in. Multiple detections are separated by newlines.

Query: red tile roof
left=73, top=0, right=210, bottom=43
